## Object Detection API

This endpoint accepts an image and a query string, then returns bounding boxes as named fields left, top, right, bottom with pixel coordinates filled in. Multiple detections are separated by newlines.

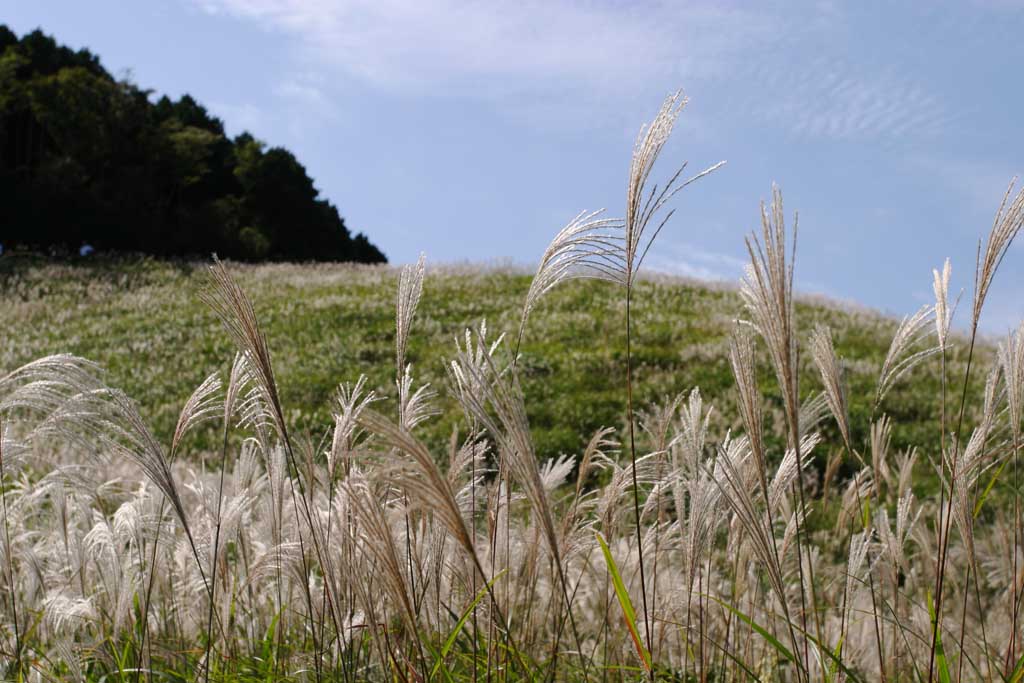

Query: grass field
left=0, top=94, right=1020, bottom=683
left=0, top=254, right=977, bottom=467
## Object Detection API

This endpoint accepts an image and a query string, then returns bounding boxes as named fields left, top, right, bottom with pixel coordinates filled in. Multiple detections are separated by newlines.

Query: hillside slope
left=0, top=256, right=983, bottom=468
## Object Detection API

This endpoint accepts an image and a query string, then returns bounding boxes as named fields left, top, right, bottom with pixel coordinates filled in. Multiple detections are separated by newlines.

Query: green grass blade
left=1008, top=649, right=1024, bottom=683
left=431, top=568, right=507, bottom=679
left=707, top=595, right=797, bottom=667
left=928, top=591, right=952, bottom=683
left=973, top=459, right=1007, bottom=518
left=596, top=532, right=651, bottom=672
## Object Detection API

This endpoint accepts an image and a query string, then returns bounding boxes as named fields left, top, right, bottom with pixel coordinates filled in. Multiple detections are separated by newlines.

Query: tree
left=0, top=25, right=386, bottom=263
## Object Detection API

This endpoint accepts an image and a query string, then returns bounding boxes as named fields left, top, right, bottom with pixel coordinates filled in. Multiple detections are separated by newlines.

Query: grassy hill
left=0, top=254, right=982, bottom=470
left=2, top=252, right=1014, bottom=682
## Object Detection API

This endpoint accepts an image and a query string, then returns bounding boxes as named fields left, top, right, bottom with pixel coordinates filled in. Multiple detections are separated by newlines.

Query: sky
left=6, top=1, right=1024, bottom=332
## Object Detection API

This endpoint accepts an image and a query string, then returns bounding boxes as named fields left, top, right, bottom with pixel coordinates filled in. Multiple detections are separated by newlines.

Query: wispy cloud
left=749, top=56, right=949, bottom=142
left=192, top=0, right=772, bottom=98
left=644, top=241, right=746, bottom=282
left=192, top=0, right=949, bottom=144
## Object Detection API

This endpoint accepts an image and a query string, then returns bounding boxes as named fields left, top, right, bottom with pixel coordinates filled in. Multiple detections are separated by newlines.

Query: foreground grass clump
left=0, top=92, right=1021, bottom=682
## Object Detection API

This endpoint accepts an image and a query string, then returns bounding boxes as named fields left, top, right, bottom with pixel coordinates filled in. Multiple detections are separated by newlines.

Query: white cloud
left=193, top=0, right=950, bottom=143
left=192, top=0, right=772, bottom=98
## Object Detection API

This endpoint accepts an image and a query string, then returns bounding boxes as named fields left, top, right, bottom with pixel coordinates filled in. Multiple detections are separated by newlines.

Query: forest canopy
left=0, top=26, right=386, bottom=263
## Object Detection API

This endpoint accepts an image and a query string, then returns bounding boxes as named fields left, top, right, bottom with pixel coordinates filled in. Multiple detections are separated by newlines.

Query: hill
left=0, top=255, right=981, bottom=468
left=0, top=26, right=385, bottom=263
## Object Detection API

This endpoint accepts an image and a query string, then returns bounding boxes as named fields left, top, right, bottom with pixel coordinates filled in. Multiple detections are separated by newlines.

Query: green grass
left=0, top=253, right=985, bottom=475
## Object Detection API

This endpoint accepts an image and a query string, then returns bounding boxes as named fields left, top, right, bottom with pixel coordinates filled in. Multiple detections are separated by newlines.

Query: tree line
left=0, top=26, right=386, bottom=263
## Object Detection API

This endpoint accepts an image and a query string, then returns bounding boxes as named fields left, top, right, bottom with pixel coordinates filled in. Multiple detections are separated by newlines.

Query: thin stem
left=203, top=413, right=233, bottom=683
left=930, top=332, right=978, bottom=683
left=0, top=418, right=22, bottom=679
left=625, top=286, right=654, bottom=680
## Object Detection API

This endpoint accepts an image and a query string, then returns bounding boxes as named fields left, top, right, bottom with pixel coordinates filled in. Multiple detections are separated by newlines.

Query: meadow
left=0, top=93, right=1021, bottom=682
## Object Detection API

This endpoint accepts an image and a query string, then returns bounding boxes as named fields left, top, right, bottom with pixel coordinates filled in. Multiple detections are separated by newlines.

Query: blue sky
left=7, top=1, right=1024, bottom=331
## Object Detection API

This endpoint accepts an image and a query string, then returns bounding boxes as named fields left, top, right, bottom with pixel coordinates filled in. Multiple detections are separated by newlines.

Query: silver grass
left=329, top=375, right=378, bottom=478
left=396, top=366, right=438, bottom=433
left=844, top=530, right=873, bottom=629
left=357, top=409, right=477, bottom=559
left=874, top=304, right=938, bottom=409
left=809, top=325, right=852, bottom=449
left=798, top=391, right=831, bottom=441
left=224, top=352, right=249, bottom=426
left=42, top=593, right=95, bottom=634
left=932, top=258, right=956, bottom=351
left=768, top=433, right=821, bottom=514
left=710, top=435, right=786, bottom=606
left=972, top=178, right=1024, bottom=329
left=999, top=321, right=1024, bottom=439
left=539, top=454, right=576, bottom=493
left=728, top=325, right=769, bottom=504
left=838, top=470, right=873, bottom=535
left=870, top=416, right=893, bottom=497
left=640, top=392, right=686, bottom=456
left=170, top=371, right=222, bottom=457
left=519, top=209, right=626, bottom=343
left=949, top=373, right=1000, bottom=574
left=876, top=494, right=919, bottom=572
left=573, top=427, right=617, bottom=503
left=739, top=185, right=800, bottom=448
left=625, top=90, right=724, bottom=286
left=343, top=472, right=419, bottom=639
left=396, top=253, right=426, bottom=374
left=40, top=387, right=194, bottom=547
left=895, top=447, right=919, bottom=499
left=201, top=259, right=288, bottom=444
left=446, top=330, right=561, bottom=562
left=675, top=388, right=712, bottom=476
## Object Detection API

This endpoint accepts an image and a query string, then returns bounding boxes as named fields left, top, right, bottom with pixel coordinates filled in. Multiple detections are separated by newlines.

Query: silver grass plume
left=394, top=256, right=437, bottom=430
left=710, top=435, right=786, bottom=606
left=329, top=376, right=378, bottom=479
left=224, top=352, right=249, bottom=428
left=201, top=259, right=288, bottom=444
left=768, top=433, right=821, bottom=514
left=950, top=366, right=1002, bottom=573
left=843, top=530, right=873, bottom=630
left=0, top=355, right=103, bottom=417
left=740, top=186, right=801, bottom=450
left=625, top=90, right=724, bottom=287
left=396, top=253, right=426, bottom=374
left=876, top=493, right=919, bottom=572
left=874, top=305, right=938, bottom=410
left=932, top=258, right=957, bottom=351
left=343, top=471, right=426, bottom=668
left=972, top=179, right=1024, bottom=329
left=870, top=415, right=893, bottom=497
left=677, top=388, right=712, bottom=475
left=999, top=321, right=1024, bottom=441
left=798, top=391, right=830, bottom=440
left=446, top=335, right=561, bottom=565
left=357, top=409, right=477, bottom=561
left=728, top=325, right=770, bottom=510
left=170, top=371, right=222, bottom=457
left=809, top=325, right=852, bottom=449
left=519, top=210, right=626, bottom=344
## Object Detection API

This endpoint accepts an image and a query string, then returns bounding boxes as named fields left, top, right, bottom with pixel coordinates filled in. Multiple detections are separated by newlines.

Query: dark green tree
left=0, top=26, right=386, bottom=263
